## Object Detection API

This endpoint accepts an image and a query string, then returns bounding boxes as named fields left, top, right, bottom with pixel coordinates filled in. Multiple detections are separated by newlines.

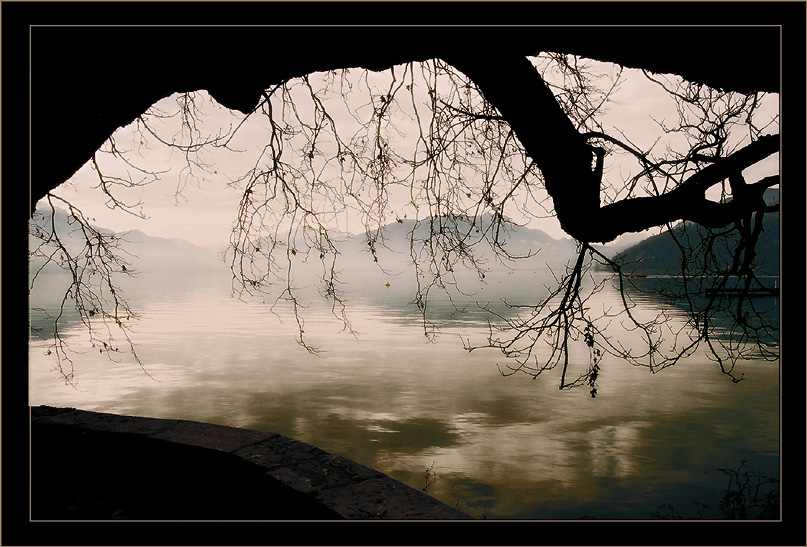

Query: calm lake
left=29, top=267, right=780, bottom=520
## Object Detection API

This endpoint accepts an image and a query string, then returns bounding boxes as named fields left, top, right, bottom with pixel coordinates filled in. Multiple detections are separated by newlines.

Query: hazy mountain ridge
left=29, top=207, right=226, bottom=274
left=120, top=230, right=226, bottom=273
left=30, top=208, right=586, bottom=280
left=336, top=215, right=579, bottom=275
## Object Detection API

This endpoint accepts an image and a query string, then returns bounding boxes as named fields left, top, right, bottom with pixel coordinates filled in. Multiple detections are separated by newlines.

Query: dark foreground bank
left=32, top=421, right=343, bottom=520
left=30, top=406, right=471, bottom=520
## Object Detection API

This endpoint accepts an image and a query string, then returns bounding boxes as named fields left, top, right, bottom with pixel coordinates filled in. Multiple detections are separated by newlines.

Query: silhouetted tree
left=28, top=25, right=781, bottom=389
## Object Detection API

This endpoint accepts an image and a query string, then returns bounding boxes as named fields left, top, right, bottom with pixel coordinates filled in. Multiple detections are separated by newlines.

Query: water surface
left=29, top=269, right=780, bottom=519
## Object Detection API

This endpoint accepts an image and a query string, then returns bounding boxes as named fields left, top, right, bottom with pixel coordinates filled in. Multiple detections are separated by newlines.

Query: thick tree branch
left=591, top=137, right=780, bottom=241
left=30, top=24, right=781, bottom=216
left=443, top=53, right=779, bottom=243
left=442, top=52, right=601, bottom=239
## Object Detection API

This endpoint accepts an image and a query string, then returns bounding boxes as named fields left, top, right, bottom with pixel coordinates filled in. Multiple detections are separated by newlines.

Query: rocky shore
left=30, top=405, right=471, bottom=520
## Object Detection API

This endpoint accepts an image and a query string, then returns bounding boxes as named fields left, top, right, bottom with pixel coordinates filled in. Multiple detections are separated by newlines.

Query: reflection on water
left=29, top=270, right=780, bottom=519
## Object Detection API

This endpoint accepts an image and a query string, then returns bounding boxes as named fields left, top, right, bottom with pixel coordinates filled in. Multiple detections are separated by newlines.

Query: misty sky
left=38, top=60, right=779, bottom=248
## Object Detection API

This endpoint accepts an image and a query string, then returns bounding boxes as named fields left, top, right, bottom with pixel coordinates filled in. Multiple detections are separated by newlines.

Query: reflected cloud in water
left=29, top=270, right=779, bottom=519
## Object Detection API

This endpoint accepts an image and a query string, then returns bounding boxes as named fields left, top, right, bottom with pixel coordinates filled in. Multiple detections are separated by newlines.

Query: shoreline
left=30, top=405, right=472, bottom=520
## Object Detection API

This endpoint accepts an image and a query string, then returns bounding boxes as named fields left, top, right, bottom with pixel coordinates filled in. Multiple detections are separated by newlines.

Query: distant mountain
left=278, top=214, right=580, bottom=304
left=592, top=231, right=654, bottom=256
left=29, top=207, right=225, bottom=275
left=29, top=208, right=581, bottom=290
left=609, top=189, right=780, bottom=276
left=333, top=214, right=579, bottom=276
left=117, top=230, right=225, bottom=273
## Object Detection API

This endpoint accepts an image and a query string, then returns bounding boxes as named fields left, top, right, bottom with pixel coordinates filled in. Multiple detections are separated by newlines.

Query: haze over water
left=29, top=261, right=779, bottom=520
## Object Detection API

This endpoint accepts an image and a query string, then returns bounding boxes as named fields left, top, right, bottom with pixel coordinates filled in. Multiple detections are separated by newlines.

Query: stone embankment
left=31, top=405, right=471, bottom=520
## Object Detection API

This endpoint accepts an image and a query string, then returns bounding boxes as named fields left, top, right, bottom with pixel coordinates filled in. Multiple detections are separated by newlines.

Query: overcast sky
left=37, top=60, right=779, bottom=249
